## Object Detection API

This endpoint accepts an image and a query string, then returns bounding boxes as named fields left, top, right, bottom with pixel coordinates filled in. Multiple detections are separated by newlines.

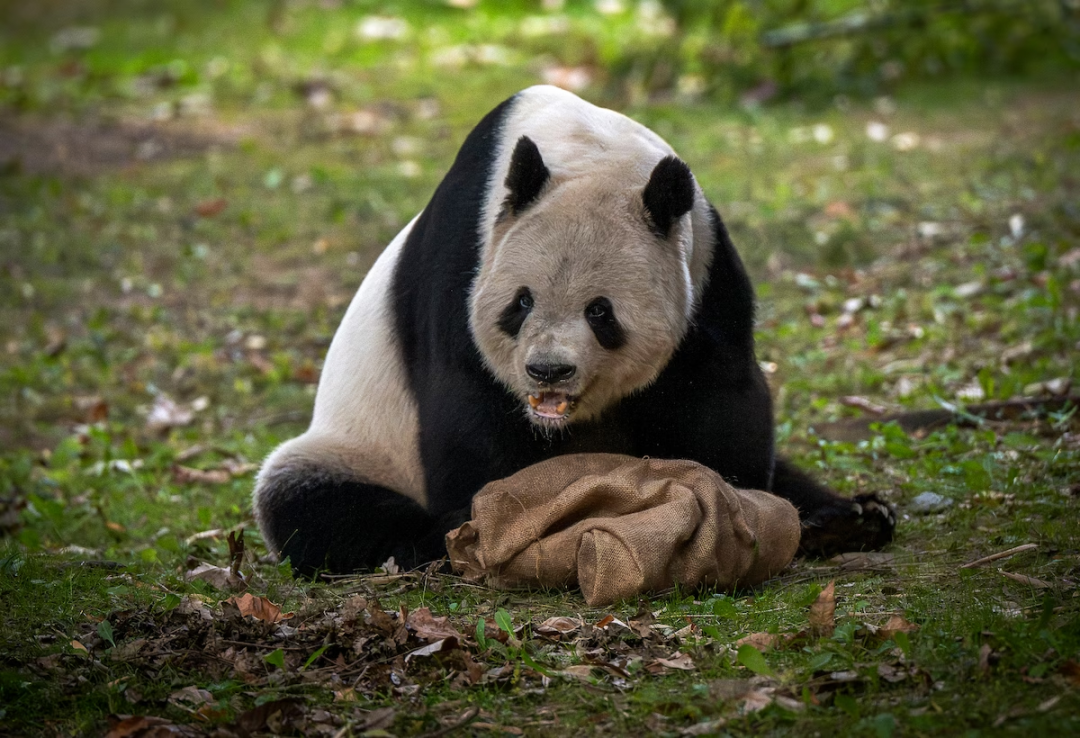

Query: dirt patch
left=0, top=114, right=241, bottom=177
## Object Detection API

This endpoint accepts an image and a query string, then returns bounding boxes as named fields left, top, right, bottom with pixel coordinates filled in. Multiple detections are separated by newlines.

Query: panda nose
left=526, top=362, right=577, bottom=384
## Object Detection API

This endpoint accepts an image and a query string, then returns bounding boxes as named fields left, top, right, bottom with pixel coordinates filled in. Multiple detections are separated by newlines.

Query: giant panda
left=253, top=85, right=896, bottom=576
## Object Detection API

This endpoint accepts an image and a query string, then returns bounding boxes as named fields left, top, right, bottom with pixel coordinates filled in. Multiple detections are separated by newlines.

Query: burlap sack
left=445, top=453, right=800, bottom=606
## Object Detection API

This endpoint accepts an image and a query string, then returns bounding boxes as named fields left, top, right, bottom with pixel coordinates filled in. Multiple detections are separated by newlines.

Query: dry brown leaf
left=109, top=638, right=147, bottom=662
left=536, top=616, right=581, bottom=638
left=176, top=595, right=213, bottom=621
left=194, top=197, right=227, bottom=217
left=366, top=602, right=409, bottom=645
left=839, top=396, right=887, bottom=414
left=71, top=639, right=88, bottom=654
left=682, top=718, right=728, bottom=736
left=185, top=563, right=245, bottom=592
left=1059, top=660, right=1080, bottom=686
left=979, top=643, right=995, bottom=677
left=406, top=607, right=464, bottom=642
left=222, top=593, right=291, bottom=623
left=145, top=395, right=194, bottom=432
left=168, top=686, right=213, bottom=709
left=879, top=614, right=920, bottom=641
left=735, top=632, right=781, bottom=652
left=404, top=637, right=459, bottom=662
left=809, top=581, right=836, bottom=637
left=172, top=466, right=231, bottom=485
left=824, top=200, right=855, bottom=219
left=650, top=652, right=695, bottom=671
left=472, top=723, right=524, bottom=735
left=594, top=614, right=616, bottom=629
left=104, top=715, right=175, bottom=738
left=560, top=664, right=598, bottom=680
left=737, top=688, right=775, bottom=714
left=333, top=687, right=358, bottom=702
left=75, top=395, right=109, bottom=423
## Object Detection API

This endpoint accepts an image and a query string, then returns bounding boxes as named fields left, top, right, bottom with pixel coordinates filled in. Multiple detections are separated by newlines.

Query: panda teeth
left=528, top=394, right=541, bottom=409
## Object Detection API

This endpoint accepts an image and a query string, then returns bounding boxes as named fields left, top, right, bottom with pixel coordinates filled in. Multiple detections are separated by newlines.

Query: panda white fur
left=254, top=85, right=895, bottom=575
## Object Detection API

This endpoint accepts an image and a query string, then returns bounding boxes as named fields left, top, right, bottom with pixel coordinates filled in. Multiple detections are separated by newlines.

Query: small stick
left=959, top=543, right=1037, bottom=569
left=998, top=570, right=1051, bottom=588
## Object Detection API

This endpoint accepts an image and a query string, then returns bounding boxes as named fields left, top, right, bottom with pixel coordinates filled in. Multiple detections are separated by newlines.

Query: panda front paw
left=798, top=492, right=896, bottom=558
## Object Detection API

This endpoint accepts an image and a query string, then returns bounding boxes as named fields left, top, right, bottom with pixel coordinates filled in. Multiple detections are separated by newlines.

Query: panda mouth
left=527, top=390, right=576, bottom=420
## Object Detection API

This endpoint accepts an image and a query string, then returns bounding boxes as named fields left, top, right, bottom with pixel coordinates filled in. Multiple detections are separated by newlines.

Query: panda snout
left=525, top=362, right=577, bottom=385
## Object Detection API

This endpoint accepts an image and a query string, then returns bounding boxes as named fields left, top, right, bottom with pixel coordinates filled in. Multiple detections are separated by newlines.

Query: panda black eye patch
left=498, top=287, right=533, bottom=338
left=585, top=297, right=626, bottom=350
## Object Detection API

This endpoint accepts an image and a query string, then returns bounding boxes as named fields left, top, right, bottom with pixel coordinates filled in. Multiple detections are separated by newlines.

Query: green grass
left=2, top=2, right=1079, bottom=736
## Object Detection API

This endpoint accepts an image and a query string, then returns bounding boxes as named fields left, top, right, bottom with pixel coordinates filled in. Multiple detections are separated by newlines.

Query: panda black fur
left=254, top=86, right=896, bottom=576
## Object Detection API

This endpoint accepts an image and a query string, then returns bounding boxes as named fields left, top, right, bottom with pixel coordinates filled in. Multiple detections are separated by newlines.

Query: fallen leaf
left=109, top=638, right=147, bottom=662
left=404, top=637, right=459, bottom=662
left=168, top=685, right=213, bottom=709
left=74, top=395, right=109, bottom=423
left=71, top=639, right=88, bottom=654
left=560, top=664, right=598, bottom=680
left=735, top=632, right=780, bottom=652
left=681, top=718, right=728, bottom=736
left=145, top=395, right=194, bottom=432
left=105, top=715, right=191, bottom=738
left=1059, top=660, right=1080, bottom=686
left=594, top=614, right=616, bottom=629
left=840, top=396, right=887, bottom=415
left=809, top=581, right=836, bottom=637
left=978, top=643, right=994, bottom=677
left=193, top=198, right=227, bottom=218
left=172, top=466, right=231, bottom=485
left=471, top=724, right=523, bottom=735
left=651, top=652, right=695, bottom=671
left=877, top=662, right=909, bottom=683
left=879, top=615, right=919, bottom=641
left=333, top=687, right=357, bottom=702
left=824, top=200, right=855, bottom=219
left=222, top=593, right=291, bottom=623
left=738, top=687, right=775, bottom=714
left=406, top=607, right=464, bottom=642
left=185, top=563, right=245, bottom=592
left=536, top=616, right=581, bottom=638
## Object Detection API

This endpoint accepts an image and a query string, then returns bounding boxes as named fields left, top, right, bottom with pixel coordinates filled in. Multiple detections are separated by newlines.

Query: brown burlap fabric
left=445, top=453, right=800, bottom=606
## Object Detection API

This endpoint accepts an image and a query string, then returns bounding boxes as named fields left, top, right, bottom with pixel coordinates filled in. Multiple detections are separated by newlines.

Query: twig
left=998, top=570, right=1051, bottom=588
left=959, top=543, right=1037, bottom=569
left=419, top=707, right=480, bottom=738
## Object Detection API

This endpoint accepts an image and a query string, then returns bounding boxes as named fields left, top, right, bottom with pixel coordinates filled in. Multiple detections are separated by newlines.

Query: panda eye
left=498, top=287, right=533, bottom=338
left=585, top=297, right=627, bottom=350
left=585, top=300, right=608, bottom=320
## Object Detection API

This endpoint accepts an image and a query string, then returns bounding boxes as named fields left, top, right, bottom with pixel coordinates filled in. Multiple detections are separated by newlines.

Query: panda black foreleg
left=771, top=458, right=896, bottom=557
left=260, top=478, right=452, bottom=577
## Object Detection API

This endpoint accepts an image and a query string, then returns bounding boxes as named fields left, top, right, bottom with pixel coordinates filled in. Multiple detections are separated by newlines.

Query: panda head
left=469, top=135, right=698, bottom=432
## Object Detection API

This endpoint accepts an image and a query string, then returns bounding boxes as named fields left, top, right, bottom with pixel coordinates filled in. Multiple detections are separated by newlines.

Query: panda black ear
left=503, top=136, right=550, bottom=216
left=642, top=156, right=695, bottom=239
